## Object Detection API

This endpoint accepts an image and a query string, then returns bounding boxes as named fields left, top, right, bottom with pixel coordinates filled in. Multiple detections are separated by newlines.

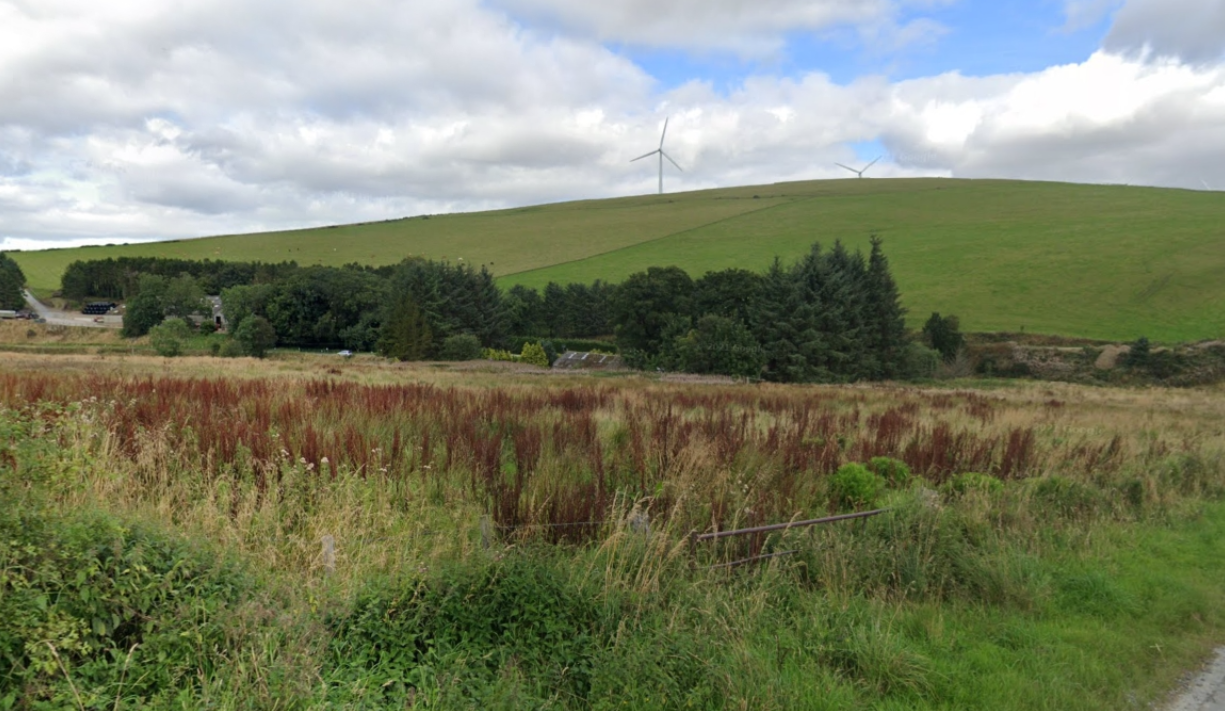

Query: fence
left=688, top=508, right=891, bottom=570
left=314, top=508, right=889, bottom=575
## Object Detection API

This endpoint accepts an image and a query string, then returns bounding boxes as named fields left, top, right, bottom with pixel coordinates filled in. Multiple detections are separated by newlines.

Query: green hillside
left=11, top=178, right=1225, bottom=342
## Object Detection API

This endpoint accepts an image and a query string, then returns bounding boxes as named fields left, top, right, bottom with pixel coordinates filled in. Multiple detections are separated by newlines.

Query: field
left=3, top=352, right=1225, bottom=709
left=9, top=178, right=1225, bottom=342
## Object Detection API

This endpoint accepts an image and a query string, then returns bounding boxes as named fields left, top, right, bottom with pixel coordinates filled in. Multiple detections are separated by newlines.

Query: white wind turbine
left=835, top=156, right=881, bottom=178
left=631, top=117, right=682, bottom=194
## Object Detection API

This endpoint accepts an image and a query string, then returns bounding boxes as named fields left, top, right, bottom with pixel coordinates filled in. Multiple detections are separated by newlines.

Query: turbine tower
left=632, top=117, right=682, bottom=194
left=835, top=156, right=881, bottom=179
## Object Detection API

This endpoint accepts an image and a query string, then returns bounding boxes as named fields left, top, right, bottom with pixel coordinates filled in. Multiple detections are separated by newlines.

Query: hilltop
left=10, top=178, right=1225, bottom=342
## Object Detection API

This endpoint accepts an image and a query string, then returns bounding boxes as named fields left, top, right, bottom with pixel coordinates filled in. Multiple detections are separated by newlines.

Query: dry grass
left=3, top=353, right=1222, bottom=597
left=0, top=321, right=128, bottom=345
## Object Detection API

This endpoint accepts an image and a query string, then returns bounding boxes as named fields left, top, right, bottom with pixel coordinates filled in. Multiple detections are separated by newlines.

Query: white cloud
left=882, top=52, right=1225, bottom=186
left=1, top=0, right=1224, bottom=250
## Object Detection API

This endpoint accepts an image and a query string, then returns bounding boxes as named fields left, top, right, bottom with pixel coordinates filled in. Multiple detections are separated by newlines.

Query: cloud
left=1104, top=0, right=1225, bottom=63
left=881, top=52, right=1225, bottom=187
left=492, top=0, right=901, bottom=54
left=1, top=0, right=1224, bottom=250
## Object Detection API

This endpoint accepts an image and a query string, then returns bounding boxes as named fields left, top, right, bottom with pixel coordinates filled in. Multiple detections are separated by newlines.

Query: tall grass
left=3, top=360, right=1225, bottom=708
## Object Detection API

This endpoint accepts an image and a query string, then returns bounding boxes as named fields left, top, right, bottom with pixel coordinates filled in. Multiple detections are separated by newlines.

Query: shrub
left=439, top=334, right=482, bottom=361
left=1123, top=336, right=1150, bottom=368
left=234, top=315, right=277, bottom=358
left=868, top=457, right=911, bottom=488
left=482, top=348, right=518, bottom=362
left=922, top=313, right=964, bottom=362
left=0, top=507, right=250, bottom=707
left=218, top=339, right=246, bottom=358
left=520, top=341, right=549, bottom=367
left=325, top=556, right=601, bottom=705
left=148, top=317, right=191, bottom=357
left=901, top=342, right=940, bottom=380
left=830, top=463, right=882, bottom=511
left=539, top=339, right=559, bottom=365
left=942, top=472, right=1003, bottom=498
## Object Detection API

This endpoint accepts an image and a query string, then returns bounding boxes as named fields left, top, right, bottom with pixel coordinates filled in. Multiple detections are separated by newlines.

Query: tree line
left=608, top=238, right=915, bottom=381
left=61, top=257, right=302, bottom=302
left=69, top=238, right=940, bottom=381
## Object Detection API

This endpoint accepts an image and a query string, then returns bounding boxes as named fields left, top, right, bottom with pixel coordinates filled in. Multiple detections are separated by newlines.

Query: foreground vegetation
left=2, top=353, right=1224, bottom=709
left=10, top=179, right=1225, bottom=341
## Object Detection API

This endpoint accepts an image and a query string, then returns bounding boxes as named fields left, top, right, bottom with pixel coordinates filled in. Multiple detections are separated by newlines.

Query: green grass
left=11, top=178, right=1225, bottom=341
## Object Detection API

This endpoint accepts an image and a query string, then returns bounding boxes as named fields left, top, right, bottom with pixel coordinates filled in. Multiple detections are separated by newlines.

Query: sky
left=1, top=0, right=1223, bottom=250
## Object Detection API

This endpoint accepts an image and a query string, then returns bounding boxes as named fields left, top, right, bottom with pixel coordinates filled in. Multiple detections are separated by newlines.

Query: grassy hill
left=11, top=178, right=1225, bottom=342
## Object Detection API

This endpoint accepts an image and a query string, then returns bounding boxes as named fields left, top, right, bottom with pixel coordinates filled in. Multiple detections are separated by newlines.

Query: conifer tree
left=378, top=294, right=432, bottom=361
left=865, top=236, right=909, bottom=378
left=0, top=253, right=25, bottom=310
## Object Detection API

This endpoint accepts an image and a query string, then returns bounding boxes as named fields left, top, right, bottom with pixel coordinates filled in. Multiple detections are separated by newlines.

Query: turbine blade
left=662, top=151, right=683, bottom=172
left=631, top=149, right=659, bottom=163
left=660, top=117, right=669, bottom=149
left=863, top=156, right=881, bottom=171
left=835, top=163, right=858, bottom=174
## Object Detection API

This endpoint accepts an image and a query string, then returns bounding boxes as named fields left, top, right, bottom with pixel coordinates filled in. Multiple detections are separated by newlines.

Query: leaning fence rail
left=689, top=508, right=891, bottom=570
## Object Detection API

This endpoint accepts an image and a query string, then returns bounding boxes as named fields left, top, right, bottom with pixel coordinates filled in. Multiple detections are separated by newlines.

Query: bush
left=830, top=463, right=882, bottom=511
left=439, top=334, right=482, bottom=361
left=218, top=339, right=246, bottom=358
left=482, top=348, right=518, bottom=362
left=234, top=315, right=276, bottom=358
left=506, top=336, right=617, bottom=356
left=901, top=342, right=940, bottom=380
left=520, top=341, right=549, bottom=367
left=867, top=457, right=911, bottom=488
left=1123, top=336, right=1150, bottom=368
left=922, top=313, right=964, bottom=362
left=325, top=557, right=601, bottom=705
left=148, top=317, right=191, bottom=357
left=0, top=507, right=250, bottom=707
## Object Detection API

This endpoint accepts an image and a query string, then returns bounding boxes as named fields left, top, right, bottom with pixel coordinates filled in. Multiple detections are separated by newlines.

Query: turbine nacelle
left=631, top=117, right=683, bottom=194
left=836, top=156, right=881, bottom=179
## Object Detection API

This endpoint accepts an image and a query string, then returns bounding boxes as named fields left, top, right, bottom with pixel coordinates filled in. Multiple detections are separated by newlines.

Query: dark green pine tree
left=542, top=282, right=568, bottom=336
left=752, top=258, right=824, bottom=383
left=377, top=294, right=432, bottom=361
left=468, top=266, right=510, bottom=347
left=506, top=284, right=545, bottom=336
left=0, top=252, right=26, bottom=310
left=865, top=236, right=909, bottom=379
left=611, top=266, right=695, bottom=358
left=813, top=241, right=871, bottom=381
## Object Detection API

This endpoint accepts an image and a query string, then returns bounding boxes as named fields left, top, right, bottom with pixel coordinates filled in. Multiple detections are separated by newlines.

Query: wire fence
left=688, top=508, right=891, bottom=570
left=304, top=507, right=890, bottom=574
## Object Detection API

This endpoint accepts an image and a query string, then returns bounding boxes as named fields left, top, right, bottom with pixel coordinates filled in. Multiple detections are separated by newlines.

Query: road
left=1168, top=649, right=1225, bottom=711
left=23, top=290, right=123, bottom=329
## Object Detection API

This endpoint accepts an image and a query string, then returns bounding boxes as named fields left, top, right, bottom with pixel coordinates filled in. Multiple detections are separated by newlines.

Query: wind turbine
left=835, top=156, right=881, bottom=179
left=1202, top=179, right=1214, bottom=191
left=631, top=117, right=682, bottom=194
